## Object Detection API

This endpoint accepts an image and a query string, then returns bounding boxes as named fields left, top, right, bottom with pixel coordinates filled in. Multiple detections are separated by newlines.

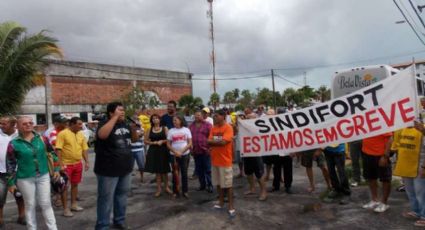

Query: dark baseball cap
left=53, top=116, right=68, bottom=123
left=215, top=109, right=226, bottom=116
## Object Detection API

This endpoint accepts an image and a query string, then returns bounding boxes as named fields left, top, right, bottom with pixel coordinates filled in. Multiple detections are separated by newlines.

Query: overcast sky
left=2, top=0, right=425, bottom=103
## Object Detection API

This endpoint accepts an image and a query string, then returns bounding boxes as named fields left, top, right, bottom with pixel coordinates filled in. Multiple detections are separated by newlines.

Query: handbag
left=39, top=136, right=57, bottom=177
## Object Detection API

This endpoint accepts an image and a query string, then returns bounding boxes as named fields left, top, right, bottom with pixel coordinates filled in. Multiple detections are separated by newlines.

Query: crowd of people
left=0, top=98, right=424, bottom=229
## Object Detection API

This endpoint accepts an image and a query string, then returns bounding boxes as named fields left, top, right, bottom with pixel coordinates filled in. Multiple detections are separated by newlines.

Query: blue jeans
left=133, top=149, right=145, bottom=171
left=324, top=151, right=351, bottom=195
left=194, top=154, right=212, bottom=189
left=171, top=155, right=189, bottom=193
left=403, top=177, right=425, bottom=218
left=95, top=174, right=131, bottom=230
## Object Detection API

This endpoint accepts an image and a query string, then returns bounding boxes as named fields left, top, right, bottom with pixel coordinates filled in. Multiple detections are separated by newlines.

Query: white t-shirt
left=167, top=127, right=192, bottom=155
left=205, top=117, right=214, bottom=126
left=0, top=130, right=18, bottom=173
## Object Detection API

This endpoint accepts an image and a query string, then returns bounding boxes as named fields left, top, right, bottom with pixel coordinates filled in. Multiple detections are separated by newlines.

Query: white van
left=331, top=65, right=399, bottom=99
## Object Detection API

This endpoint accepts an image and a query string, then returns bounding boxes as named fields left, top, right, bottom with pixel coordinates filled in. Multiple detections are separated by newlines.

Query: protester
left=323, top=143, right=351, bottom=204
left=393, top=122, right=425, bottom=227
left=47, top=116, right=68, bottom=207
left=183, top=107, right=195, bottom=127
left=55, top=117, right=89, bottom=217
left=7, top=116, right=59, bottom=230
left=243, top=108, right=267, bottom=201
left=0, top=116, right=25, bottom=226
left=161, top=100, right=177, bottom=129
left=208, top=109, right=235, bottom=217
left=270, top=108, right=293, bottom=194
left=301, top=149, right=331, bottom=193
left=262, top=109, right=275, bottom=182
left=233, top=112, right=245, bottom=178
left=94, top=102, right=138, bottom=230
left=349, top=140, right=362, bottom=187
left=202, top=107, right=214, bottom=126
left=189, top=110, right=213, bottom=193
left=130, top=115, right=145, bottom=183
left=138, top=107, right=151, bottom=133
left=361, top=133, right=393, bottom=213
left=144, top=114, right=172, bottom=197
left=167, top=116, right=192, bottom=198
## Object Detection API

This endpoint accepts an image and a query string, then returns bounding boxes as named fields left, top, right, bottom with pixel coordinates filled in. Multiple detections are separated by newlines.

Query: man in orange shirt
left=208, top=109, right=235, bottom=217
left=361, top=133, right=393, bottom=213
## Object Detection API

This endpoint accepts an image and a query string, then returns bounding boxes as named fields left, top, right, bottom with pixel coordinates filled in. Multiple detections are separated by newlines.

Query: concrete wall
left=20, top=60, right=193, bottom=125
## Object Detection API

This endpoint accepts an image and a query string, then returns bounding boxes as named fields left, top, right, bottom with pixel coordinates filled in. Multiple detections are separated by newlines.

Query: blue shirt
left=160, top=114, right=174, bottom=129
left=324, top=144, right=345, bottom=154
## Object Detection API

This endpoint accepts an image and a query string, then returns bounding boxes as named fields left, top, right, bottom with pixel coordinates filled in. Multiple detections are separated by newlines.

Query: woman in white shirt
left=167, top=116, right=192, bottom=198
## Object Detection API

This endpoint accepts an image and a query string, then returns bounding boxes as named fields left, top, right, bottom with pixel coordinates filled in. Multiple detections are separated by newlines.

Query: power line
left=275, top=74, right=304, bottom=87
left=409, top=0, right=425, bottom=30
left=393, top=0, right=425, bottom=46
left=192, top=74, right=271, bottom=81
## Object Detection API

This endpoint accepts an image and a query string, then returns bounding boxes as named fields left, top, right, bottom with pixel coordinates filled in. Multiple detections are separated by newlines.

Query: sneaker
left=71, top=206, right=84, bottom=212
left=112, top=223, right=131, bottom=230
left=350, top=181, right=359, bottom=187
left=16, top=217, right=26, bottom=225
left=362, top=200, right=380, bottom=209
left=327, top=190, right=340, bottom=199
left=373, top=203, right=390, bottom=213
left=228, top=209, right=236, bottom=218
left=63, top=209, right=74, bottom=217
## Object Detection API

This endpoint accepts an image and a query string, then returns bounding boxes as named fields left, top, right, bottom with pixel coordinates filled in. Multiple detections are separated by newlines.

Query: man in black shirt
left=94, top=102, right=138, bottom=230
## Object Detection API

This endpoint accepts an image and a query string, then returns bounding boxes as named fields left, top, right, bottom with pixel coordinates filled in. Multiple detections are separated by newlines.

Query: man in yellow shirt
left=55, top=117, right=89, bottom=217
left=393, top=121, right=425, bottom=227
left=138, top=107, right=151, bottom=133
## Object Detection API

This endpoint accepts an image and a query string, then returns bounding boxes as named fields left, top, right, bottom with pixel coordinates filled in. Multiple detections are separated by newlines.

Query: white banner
left=238, top=66, right=418, bottom=157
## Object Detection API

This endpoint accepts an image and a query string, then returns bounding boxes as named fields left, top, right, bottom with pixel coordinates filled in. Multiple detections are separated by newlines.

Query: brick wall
left=50, top=77, right=191, bottom=105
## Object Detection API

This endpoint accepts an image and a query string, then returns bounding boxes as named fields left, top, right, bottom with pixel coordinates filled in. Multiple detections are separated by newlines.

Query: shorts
left=262, top=155, right=275, bottom=165
left=64, top=161, right=83, bottom=185
left=244, top=157, right=264, bottom=179
left=212, top=166, right=233, bottom=188
left=362, top=152, right=392, bottom=182
left=0, top=175, right=7, bottom=207
left=301, top=150, right=325, bottom=168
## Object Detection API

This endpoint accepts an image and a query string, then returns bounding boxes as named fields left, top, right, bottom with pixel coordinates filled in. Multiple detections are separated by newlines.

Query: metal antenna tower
left=207, top=0, right=217, bottom=93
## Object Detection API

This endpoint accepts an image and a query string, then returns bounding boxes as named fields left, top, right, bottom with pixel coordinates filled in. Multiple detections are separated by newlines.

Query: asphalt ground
left=0, top=152, right=421, bottom=230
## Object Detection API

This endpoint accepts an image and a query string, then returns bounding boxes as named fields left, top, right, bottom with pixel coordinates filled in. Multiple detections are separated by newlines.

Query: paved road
left=1, top=152, right=420, bottom=230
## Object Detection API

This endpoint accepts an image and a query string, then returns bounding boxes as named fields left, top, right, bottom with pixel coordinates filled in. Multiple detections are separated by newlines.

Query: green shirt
left=6, top=132, right=57, bottom=186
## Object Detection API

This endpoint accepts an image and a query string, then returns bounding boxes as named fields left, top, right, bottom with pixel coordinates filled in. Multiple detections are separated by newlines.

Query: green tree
left=315, top=85, right=331, bottom=102
left=178, top=94, right=203, bottom=111
left=0, top=21, right=62, bottom=114
left=239, top=89, right=253, bottom=107
left=208, top=92, right=220, bottom=108
left=255, top=88, right=273, bottom=106
left=222, top=91, right=236, bottom=106
left=232, top=88, right=240, bottom=101
left=121, top=86, right=160, bottom=115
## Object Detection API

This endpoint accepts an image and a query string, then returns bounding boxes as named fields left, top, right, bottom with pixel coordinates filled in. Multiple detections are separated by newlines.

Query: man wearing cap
left=48, top=115, right=68, bottom=208
left=55, top=117, right=89, bottom=217
left=208, top=109, right=235, bottom=217
left=202, top=107, right=214, bottom=126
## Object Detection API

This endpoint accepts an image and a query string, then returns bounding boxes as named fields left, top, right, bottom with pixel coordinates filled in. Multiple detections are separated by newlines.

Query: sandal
left=402, top=211, right=419, bottom=219
left=258, top=195, right=267, bottom=201
left=213, top=204, right=224, bottom=210
left=165, top=187, right=173, bottom=195
left=154, top=191, right=161, bottom=197
left=415, top=219, right=425, bottom=227
left=244, top=191, right=256, bottom=196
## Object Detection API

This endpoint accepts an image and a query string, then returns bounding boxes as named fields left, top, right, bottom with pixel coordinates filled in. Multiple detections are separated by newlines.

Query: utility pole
left=303, top=71, right=307, bottom=86
left=271, top=69, right=276, bottom=111
left=207, top=0, right=216, bottom=93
